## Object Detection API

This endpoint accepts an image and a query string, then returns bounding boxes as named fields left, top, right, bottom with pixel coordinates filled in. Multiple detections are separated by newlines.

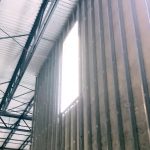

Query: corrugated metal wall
left=31, top=42, right=62, bottom=150
left=32, top=0, right=150, bottom=149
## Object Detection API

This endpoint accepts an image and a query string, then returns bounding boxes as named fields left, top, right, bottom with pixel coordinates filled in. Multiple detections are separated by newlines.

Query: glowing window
left=61, top=22, right=79, bottom=112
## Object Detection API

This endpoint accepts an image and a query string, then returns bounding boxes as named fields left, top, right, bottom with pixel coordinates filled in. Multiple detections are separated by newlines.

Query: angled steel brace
left=23, top=120, right=31, bottom=130
left=0, top=34, right=29, bottom=40
left=0, top=117, right=7, bottom=127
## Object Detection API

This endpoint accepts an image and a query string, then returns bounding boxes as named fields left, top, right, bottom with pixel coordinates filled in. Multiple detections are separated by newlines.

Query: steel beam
left=7, top=102, right=30, bottom=111
left=0, top=148, right=19, bottom=150
left=13, top=90, right=34, bottom=99
left=0, top=117, right=7, bottom=127
left=0, top=111, right=32, bottom=120
left=1, top=97, right=34, bottom=148
left=0, top=126, right=31, bottom=133
left=0, top=0, right=58, bottom=111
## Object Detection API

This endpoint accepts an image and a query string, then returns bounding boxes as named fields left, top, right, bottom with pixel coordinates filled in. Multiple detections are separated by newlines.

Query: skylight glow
left=61, top=22, right=79, bottom=112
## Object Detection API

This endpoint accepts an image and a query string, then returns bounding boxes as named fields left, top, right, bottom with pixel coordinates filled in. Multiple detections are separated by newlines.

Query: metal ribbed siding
left=32, top=42, right=62, bottom=150
left=79, top=0, right=150, bottom=149
left=32, top=0, right=150, bottom=149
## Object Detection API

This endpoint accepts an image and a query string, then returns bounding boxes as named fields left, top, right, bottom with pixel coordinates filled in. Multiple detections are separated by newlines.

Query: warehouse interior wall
left=32, top=0, right=150, bottom=150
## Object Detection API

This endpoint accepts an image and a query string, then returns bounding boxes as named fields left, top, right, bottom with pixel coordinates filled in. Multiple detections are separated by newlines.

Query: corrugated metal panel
left=32, top=41, right=62, bottom=150
left=43, top=0, right=78, bottom=40
left=0, top=0, right=41, bottom=34
left=31, top=1, right=78, bottom=149
left=32, top=0, right=150, bottom=150
left=79, top=0, right=150, bottom=149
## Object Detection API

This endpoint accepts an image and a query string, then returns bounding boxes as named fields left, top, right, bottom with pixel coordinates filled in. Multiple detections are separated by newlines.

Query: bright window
left=61, top=22, right=79, bottom=112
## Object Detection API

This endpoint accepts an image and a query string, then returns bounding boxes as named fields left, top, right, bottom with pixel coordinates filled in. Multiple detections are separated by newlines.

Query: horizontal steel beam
left=0, top=148, right=19, bottom=150
left=1, top=97, right=34, bottom=148
left=0, top=126, right=31, bottom=133
left=0, top=111, right=32, bottom=120
left=0, top=138, right=25, bottom=142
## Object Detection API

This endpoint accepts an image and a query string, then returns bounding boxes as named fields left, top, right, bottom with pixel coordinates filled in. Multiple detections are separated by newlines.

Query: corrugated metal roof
left=0, top=0, right=78, bottom=149
left=28, top=0, right=79, bottom=76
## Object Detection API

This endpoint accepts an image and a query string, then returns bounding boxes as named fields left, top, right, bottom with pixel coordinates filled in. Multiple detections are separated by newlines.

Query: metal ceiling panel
left=28, top=0, right=79, bottom=76
left=43, top=0, right=78, bottom=40
left=0, top=131, right=10, bottom=139
left=6, top=143, right=21, bottom=149
left=26, top=39, right=54, bottom=75
left=0, top=0, right=41, bottom=34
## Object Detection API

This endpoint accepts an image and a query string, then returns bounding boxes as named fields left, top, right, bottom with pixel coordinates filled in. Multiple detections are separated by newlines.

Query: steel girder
left=0, top=126, right=31, bottom=133
left=0, top=0, right=58, bottom=111
left=1, top=97, right=34, bottom=148
left=0, top=148, right=19, bottom=150
left=0, top=111, right=32, bottom=120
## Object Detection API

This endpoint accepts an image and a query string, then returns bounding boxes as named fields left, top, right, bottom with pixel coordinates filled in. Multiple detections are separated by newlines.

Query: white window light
left=61, top=22, right=79, bottom=112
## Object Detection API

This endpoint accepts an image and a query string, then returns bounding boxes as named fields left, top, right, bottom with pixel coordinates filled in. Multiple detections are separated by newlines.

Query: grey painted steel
left=0, top=126, right=31, bottom=132
left=1, top=97, right=34, bottom=148
left=0, top=111, right=32, bottom=120
left=0, top=34, right=29, bottom=40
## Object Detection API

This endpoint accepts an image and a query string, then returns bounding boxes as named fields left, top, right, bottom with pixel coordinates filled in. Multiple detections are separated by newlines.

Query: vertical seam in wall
left=83, top=0, right=93, bottom=149
left=91, top=0, right=102, bottom=149
left=117, top=0, right=140, bottom=149
left=98, top=0, right=113, bottom=149
left=130, top=0, right=150, bottom=134
left=107, top=0, right=126, bottom=149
